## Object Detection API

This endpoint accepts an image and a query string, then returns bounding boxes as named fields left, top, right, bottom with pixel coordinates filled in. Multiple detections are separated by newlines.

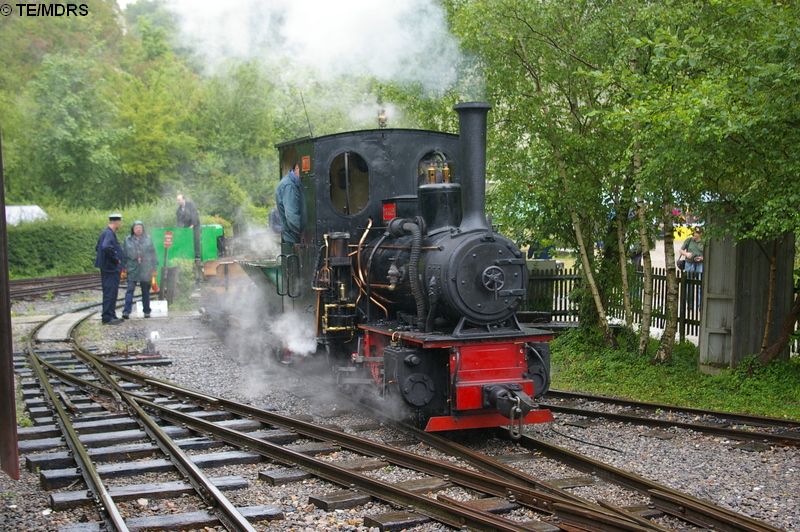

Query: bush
left=8, top=207, right=106, bottom=278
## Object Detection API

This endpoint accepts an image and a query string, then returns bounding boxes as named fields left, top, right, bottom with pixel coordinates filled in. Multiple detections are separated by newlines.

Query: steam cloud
left=232, top=225, right=281, bottom=258
left=124, top=0, right=469, bottom=95
left=204, top=256, right=319, bottom=397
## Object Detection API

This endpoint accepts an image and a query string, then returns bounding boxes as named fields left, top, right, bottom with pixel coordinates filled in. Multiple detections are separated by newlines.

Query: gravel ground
left=526, top=419, right=799, bottom=530
left=3, top=289, right=798, bottom=531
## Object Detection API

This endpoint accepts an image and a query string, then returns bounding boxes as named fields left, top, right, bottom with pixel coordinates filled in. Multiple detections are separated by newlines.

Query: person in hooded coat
left=122, top=220, right=158, bottom=319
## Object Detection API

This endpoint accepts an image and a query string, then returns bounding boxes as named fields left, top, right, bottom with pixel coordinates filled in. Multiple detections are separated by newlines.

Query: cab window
left=329, top=151, right=369, bottom=215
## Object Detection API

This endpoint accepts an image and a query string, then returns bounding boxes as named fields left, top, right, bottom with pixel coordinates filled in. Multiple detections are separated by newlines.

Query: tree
left=606, top=0, right=800, bottom=362
left=450, top=0, right=634, bottom=343
left=21, top=54, right=121, bottom=207
left=190, top=61, right=278, bottom=209
left=0, top=0, right=123, bottom=203
left=447, top=0, right=799, bottom=363
left=111, top=53, right=198, bottom=205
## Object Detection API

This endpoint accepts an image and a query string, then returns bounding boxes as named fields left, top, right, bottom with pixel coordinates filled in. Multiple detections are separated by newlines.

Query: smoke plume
left=124, top=0, right=470, bottom=95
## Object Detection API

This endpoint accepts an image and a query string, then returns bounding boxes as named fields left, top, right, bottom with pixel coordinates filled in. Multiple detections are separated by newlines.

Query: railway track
left=17, top=311, right=632, bottom=531
left=541, top=390, right=800, bottom=447
left=306, top=378, right=788, bottom=532
left=12, top=307, right=790, bottom=531
left=10, top=273, right=101, bottom=299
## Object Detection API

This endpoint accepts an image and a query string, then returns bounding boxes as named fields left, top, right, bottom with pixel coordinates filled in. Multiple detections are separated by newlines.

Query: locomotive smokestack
left=454, top=102, right=491, bottom=232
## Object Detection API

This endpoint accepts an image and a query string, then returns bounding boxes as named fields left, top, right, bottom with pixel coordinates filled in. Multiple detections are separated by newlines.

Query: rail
left=546, top=389, right=800, bottom=429
left=25, top=323, right=128, bottom=531
left=77, top=341, right=679, bottom=530
left=9, top=273, right=101, bottom=299
left=516, top=432, right=784, bottom=532
left=17, top=303, right=785, bottom=531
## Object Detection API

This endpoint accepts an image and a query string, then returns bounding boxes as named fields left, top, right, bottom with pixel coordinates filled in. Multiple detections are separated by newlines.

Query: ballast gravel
left=2, top=290, right=798, bottom=531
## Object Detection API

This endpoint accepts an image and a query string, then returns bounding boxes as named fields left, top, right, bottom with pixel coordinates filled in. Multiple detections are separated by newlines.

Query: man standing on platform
left=176, top=193, right=202, bottom=283
left=95, top=213, right=125, bottom=325
left=176, top=193, right=201, bottom=259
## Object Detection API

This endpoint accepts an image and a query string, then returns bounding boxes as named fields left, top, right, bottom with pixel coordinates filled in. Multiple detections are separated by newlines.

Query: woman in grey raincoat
left=122, top=220, right=158, bottom=319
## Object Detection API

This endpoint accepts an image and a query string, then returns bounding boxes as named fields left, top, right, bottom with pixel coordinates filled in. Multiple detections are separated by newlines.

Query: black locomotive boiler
left=244, top=102, right=553, bottom=432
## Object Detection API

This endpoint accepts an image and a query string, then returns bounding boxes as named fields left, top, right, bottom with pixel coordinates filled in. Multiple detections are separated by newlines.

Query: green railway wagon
left=150, top=225, right=224, bottom=279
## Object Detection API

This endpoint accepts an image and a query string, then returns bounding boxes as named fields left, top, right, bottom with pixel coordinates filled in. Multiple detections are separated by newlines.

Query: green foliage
left=8, top=209, right=104, bottom=278
left=111, top=58, right=198, bottom=203
left=18, top=54, right=122, bottom=207
left=551, top=329, right=800, bottom=419
left=2, top=0, right=798, bottom=363
left=15, top=379, right=33, bottom=428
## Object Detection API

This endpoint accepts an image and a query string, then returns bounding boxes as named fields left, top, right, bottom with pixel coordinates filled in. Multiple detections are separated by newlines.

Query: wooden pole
left=0, top=130, right=21, bottom=479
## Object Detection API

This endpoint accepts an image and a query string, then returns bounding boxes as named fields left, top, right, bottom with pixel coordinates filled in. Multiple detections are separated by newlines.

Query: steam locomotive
left=242, top=102, right=553, bottom=432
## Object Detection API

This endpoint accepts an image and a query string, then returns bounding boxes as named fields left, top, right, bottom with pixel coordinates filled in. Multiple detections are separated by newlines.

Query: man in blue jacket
left=275, top=161, right=305, bottom=253
left=95, top=213, right=125, bottom=325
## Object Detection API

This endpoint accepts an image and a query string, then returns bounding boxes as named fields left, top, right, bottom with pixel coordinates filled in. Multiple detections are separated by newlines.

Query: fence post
left=679, top=269, right=687, bottom=342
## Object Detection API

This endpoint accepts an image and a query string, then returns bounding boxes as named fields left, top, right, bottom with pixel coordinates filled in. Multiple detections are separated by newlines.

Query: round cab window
left=330, top=151, right=369, bottom=215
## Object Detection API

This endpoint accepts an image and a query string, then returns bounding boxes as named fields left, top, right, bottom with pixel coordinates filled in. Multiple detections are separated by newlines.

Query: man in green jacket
left=680, top=226, right=704, bottom=274
left=679, top=226, right=704, bottom=309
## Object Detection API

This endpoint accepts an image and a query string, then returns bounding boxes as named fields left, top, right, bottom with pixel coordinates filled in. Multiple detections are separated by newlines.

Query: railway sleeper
left=20, top=418, right=264, bottom=453
left=363, top=510, right=432, bottom=531
left=50, top=474, right=249, bottom=510
left=25, top=403, right=216, bottom=426
left=26, top=436, right=222, bottom=471
left=39, top=450, right=262, bottom=489
left=59, top=504, right=283, bottom=532
left=26, top=426, right=298, bottom=472
left=19, top=417, right=142, bottom=439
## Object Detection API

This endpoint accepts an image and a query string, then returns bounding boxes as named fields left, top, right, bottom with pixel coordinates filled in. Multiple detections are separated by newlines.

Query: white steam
left=271, top=312, right=317, bottom=356
left=206, top=266, right=319, bottom=397
left=232, top=225, right=281, bottom=259
left=137, top=0, right=466, bottom=94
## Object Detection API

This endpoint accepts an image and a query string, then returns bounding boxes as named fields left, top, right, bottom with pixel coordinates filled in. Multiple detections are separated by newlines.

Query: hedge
left=8, top=218, right=100, bottom=278
left=6, top=202, right=232, bottom=279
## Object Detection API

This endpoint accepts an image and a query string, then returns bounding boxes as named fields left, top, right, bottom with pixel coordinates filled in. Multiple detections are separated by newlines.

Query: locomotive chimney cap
left=454, top=101, right=492, bottom=110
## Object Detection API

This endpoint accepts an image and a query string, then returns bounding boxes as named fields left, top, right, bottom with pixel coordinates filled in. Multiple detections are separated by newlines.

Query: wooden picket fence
left=525, top=267, right=799, bottom=355
left=526, top=267, right=705, bottom=341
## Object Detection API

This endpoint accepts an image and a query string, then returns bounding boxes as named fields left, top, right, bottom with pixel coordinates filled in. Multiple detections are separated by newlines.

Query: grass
left=112, top=339, right=146, bottom=352
left=550, top=329, right=800, bottom=420
left=76, top=320, right=103, bottom=344
left=10, top=303, right=38, bottom=317
left=15, top=379, right=33, bottom=428
left=73, top=292, right=97, bottom=303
